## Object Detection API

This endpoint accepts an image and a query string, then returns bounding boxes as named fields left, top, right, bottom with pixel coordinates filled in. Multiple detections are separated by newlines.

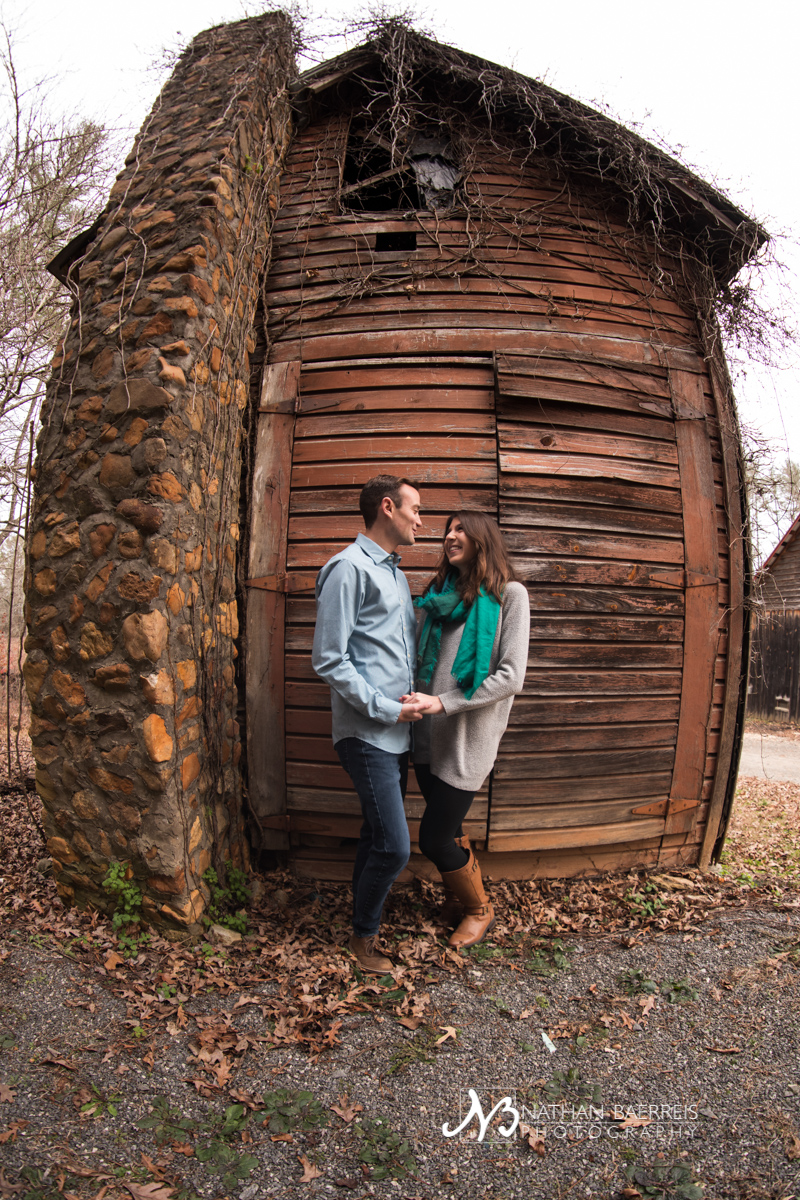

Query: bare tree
left=742, top=429, right=800, bottom=567
left=0, top=23, right=113, bottom=778
left=0, top=21, right=111, bottom=548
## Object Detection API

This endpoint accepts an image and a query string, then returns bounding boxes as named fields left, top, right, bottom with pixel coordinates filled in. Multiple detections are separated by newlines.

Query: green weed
left=255, top=1089, right=329, bottom=1134
left=202, top=866, right=251, bottom=935
left=660, top=978, right=699, bottom=1004
left=617, top=967, right=659, bottom=996
left=354, top=1116, right=418, bottom=1181
left=388, top=1026, right=440, bottom=1075
left=467, top=942, right=504, bottom=963
left=102, top=862, right=150, bottom=956
left=624, top=882, right=666, bottom=920
left=195, top=1139, right=258, bottom=1190
left=137, top=1096, right=196, bottom=1145
left=625, top=1159, right=703, bottom=1198
left=539, top=1067, right=602, bottom=1108
left=526, top=938, right=571, bottom=976
left=80, top=1083, right=121, bottom=1119
left=19, top=1167, right=80, bottom=1200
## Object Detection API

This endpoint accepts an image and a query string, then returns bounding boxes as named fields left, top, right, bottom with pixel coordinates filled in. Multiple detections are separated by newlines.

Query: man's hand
left=398, top=699, right=424, bottom=723
left=398, top=691, right=444, bottom=717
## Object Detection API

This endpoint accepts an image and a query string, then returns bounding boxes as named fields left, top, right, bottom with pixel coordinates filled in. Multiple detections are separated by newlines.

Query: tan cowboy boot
left=437, top=836, right=471, bottom=927
left=440, top=847, right=495, bottom=949
left=348, top=934, right=393, bottom=974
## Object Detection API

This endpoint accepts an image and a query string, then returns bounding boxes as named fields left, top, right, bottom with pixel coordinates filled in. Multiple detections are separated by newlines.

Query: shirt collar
left=356, top=531, right=401, bottom=565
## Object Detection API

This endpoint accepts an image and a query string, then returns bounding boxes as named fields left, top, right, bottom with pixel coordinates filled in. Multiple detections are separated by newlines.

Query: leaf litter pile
left=2, top=776, right=800, bottom=1200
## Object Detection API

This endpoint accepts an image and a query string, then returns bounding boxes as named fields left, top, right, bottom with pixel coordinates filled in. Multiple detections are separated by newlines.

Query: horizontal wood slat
left=487, top=819, right=665, bottom=852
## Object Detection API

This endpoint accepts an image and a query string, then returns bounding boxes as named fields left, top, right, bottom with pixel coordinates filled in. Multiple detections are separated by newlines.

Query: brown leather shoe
left=348, top=934, right=393, bottom=974
left=440, top=849, right=495, bottom=949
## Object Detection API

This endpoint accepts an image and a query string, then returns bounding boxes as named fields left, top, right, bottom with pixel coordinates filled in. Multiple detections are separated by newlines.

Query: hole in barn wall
left=341, top=124, right=462, bottom=213
left=375, top=232, right=417, bottom=252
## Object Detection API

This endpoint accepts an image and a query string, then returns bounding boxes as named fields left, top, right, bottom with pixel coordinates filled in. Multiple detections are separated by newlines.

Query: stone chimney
left=25, top=13, right=295, bottom=931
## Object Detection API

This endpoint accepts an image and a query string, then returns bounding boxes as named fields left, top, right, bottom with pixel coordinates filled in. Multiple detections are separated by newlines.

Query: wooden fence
left=748, top=610, right=800, bottom=721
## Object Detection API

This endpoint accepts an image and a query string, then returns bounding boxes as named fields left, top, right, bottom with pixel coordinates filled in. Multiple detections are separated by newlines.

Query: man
left=312, top=475, right=425, bottom=974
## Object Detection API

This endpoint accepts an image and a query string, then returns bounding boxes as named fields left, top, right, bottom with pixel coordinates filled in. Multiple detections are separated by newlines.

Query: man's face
left=387, top=484, right=422, bottom=547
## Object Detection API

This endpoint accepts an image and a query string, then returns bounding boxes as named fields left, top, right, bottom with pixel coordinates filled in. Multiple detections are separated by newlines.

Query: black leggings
left=414, top=763, right=474, bottom=873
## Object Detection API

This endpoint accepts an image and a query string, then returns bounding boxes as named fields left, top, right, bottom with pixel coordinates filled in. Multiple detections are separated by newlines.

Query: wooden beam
left=661, top=366, right=719, bottom=851
left=245, top=362, right=299, bottom=848
left=699, top=348, right=749, bottom=867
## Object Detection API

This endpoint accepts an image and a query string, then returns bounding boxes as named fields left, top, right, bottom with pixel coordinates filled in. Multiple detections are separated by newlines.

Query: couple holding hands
left=312, top=475, right=530, bottom=975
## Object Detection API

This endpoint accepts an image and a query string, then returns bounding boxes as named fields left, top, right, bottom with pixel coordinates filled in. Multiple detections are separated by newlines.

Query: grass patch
left=388, top=1025, right=440, bottom=1074
left=723, top=775, right=800, bottom=886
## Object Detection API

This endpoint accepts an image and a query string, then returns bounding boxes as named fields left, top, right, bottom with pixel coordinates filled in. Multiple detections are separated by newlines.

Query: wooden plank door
left=282, top=354, right=498, bottom=859
left=489, top=343, right=688, bottom=859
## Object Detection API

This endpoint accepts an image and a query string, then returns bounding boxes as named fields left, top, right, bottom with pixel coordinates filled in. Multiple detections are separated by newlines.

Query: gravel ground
left=2, top=903, right=800, bottom=1200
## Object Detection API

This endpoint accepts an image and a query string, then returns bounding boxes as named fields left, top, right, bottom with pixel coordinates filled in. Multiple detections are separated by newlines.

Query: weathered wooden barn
left=749, top=515, right=800, bottom=721
left=29, top=15, right=762, bottom=927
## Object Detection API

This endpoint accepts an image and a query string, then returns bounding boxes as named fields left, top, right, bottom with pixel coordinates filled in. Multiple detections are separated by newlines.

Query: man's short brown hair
left=359, top=475, right=417, bottom=528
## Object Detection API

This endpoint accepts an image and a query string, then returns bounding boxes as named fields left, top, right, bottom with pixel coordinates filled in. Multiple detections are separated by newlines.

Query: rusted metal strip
left=246, top=574, right=288, bottom=593
left=685, top=571, right=720, bottom=588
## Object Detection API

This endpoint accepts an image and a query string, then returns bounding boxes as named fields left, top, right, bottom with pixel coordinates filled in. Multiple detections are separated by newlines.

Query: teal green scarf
left=415, top=571, right=501, bottom=699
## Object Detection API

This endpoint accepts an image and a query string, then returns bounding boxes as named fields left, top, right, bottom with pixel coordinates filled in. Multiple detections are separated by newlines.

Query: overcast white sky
left=8, top=0, right=800, bottom=546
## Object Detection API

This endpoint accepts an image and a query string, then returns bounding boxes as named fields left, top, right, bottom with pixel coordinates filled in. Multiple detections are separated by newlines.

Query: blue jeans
left=335, top=738, right=410, bottom=938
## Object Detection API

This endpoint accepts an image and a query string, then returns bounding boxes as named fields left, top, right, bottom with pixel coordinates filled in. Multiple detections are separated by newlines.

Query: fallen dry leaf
left=520, top=1122, right=546, bottom=1156
left=139, top=1154, right=167, bottom=1180
left=0, top=1168, right=25, bottom=1194
left=0, top=1085, right=16, bottom=1104
left=618, top=1115, right=652, bottom=1129
left=0, top=1121, right=27, bottom=1144
left=638, top=994, right=656, bottom=1018
left=397, top=1016, right=424, bottom=1030
left=435, top=1026, right=458, bottom=1046
left=104, top=951, right=125, bottom=971
left=41, top=1057, right=78, bottom=1071
left=298, top=1154, right=323, bottom=1183
left=271, top=1133, right=294, bottom=1143
left=123, top=1183, right=175, bottom=1200
left=331, top=1095, right=363, bottom=1123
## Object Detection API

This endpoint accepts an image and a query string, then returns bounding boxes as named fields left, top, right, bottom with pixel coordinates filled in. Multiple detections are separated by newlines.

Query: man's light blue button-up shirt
left=312, top=532, right=417, bottom=754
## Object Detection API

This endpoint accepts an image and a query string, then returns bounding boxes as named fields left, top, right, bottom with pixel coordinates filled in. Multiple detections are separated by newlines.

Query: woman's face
left=444, top=519, right=478, bottom=573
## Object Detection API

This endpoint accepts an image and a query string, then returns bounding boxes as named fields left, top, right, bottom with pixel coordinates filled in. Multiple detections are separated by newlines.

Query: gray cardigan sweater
left=413, top=581, right=530, bottom=791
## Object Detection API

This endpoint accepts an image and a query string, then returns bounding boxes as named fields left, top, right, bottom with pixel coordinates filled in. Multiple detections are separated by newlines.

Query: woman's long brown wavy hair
left=427, top=511, right=518, bottom=606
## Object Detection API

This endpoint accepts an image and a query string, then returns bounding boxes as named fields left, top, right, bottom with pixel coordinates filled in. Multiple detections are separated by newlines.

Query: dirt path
left=740, top=731, right=800, bottom=783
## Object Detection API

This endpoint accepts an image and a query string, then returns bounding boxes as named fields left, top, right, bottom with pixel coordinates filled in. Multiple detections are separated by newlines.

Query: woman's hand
left=400, top=691, right=444, bottom=715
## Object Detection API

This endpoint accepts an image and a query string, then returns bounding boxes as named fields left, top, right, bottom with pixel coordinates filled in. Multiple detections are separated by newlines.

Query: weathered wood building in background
left=749, top=515, right=800, bottom=721
left=29, top=15, right=762, bottom=927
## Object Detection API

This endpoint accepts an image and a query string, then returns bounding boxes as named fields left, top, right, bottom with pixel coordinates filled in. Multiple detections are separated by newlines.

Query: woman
left=407, top=512, right=530, bottom=949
